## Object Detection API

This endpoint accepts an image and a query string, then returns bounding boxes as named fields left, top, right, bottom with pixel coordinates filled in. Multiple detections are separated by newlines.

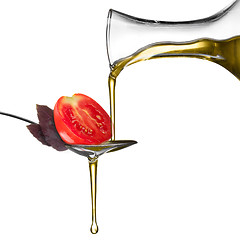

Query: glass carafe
left=106, top=0, right=240, bottom=139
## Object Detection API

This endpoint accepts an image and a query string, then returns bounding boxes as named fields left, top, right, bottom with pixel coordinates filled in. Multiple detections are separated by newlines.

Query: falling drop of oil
left=90, top=222, right=98, bottom=234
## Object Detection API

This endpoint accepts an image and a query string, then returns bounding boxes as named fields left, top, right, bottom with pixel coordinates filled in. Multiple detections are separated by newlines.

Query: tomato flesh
left=54, top=94, right=111, bottom=145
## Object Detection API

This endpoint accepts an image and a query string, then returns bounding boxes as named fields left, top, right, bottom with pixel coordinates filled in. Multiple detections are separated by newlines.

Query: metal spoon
left=66, top=140, right=137, bottom=161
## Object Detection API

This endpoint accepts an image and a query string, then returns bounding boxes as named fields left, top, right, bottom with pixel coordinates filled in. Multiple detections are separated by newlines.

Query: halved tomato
left=54, top=93, right=111, bottom=145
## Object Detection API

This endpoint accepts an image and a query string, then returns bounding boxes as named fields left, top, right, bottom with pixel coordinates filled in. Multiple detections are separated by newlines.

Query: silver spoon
left=0, top=111, right=137, bottom=234
left=66, top=140, right=137, bottom=161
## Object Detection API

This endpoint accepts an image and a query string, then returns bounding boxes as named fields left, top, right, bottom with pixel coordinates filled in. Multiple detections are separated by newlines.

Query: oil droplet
left=90, top=222, right=98, bottom=234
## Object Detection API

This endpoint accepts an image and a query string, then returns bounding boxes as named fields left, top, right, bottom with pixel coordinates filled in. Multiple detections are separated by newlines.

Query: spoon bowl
left=66, top=140, right=137, bottom=161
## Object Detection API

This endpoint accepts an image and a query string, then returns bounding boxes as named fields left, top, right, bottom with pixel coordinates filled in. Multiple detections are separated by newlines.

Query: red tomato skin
left=54, top=94, right=111, bottom=145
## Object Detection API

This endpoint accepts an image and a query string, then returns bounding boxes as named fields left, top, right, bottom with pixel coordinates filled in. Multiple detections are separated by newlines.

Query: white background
left=0, top=0, right=240, bottom=239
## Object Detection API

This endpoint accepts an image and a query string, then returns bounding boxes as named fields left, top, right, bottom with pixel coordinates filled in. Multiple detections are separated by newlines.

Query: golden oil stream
left=108, top=36, right=240, bottom=139
left=89, top=159, right=98, bottom=234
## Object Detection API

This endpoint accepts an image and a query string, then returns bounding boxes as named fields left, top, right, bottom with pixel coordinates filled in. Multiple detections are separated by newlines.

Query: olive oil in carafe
left=108, top=36, right=240, bottom=139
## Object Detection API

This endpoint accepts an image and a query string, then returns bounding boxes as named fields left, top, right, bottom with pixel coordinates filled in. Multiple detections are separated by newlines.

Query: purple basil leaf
left=36, top=104, right=67, bottom=151
left=27, top=123, right=51, bottom=146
